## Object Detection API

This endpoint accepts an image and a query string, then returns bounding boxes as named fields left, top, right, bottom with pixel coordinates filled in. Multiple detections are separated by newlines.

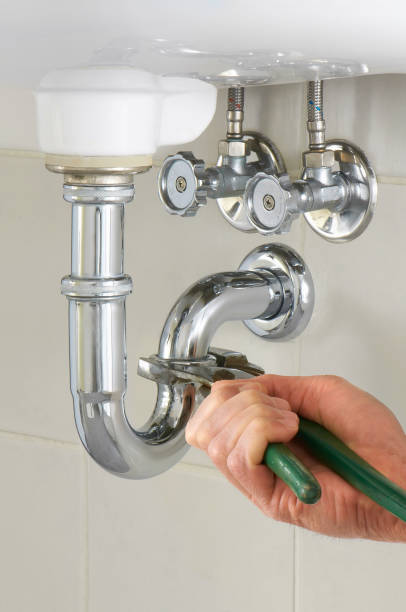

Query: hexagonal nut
left=218, top=139, right=250, bottom=158
left=334, top=150, right=358, bottom=164
left=303, top=149, right=335, bottom=168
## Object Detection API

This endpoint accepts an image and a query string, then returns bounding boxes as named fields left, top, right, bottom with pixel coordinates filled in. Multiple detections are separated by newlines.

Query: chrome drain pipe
left=58, top=171, right=283, bottom=479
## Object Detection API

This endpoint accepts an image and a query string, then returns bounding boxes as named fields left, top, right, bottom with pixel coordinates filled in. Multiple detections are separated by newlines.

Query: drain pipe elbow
left=62, top=178, right=280, bottom=479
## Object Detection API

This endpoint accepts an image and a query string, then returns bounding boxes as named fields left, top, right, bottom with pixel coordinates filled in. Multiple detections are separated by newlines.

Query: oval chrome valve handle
left=158, top=152, right=207, bottom=216
left=244, top=172, right=298, bottom=235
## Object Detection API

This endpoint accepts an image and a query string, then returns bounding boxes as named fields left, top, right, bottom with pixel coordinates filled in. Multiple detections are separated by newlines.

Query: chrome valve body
left=158, top=85, right=288, bottom=228
left=158, top=81, right=377, bottom=242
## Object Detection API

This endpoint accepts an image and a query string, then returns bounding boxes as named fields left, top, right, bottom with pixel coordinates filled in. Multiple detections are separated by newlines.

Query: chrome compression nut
left=218, top=139, right=251, bottom=157
left=302, top=149, right=335, bottom=168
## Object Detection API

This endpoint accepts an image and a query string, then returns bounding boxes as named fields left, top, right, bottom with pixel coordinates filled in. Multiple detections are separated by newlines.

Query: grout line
left=0, top=149, right=405, bottom=186
left=0, top=428, right=87, bottom=607
left=286, top=170, right=406, bottom=185
left=84, top=453, right=90, bottom=612
left=0, top=427, right=80, bottom=448
left=0, top=148, right=43, bottom=159
left=79, top=450, right=89, bottom=612
left=292, top=527, right=296, bottom=612
left=175, top=460, right=223, bottom=480
left=294, top=526, right=300, bottom=612
left=377, top=175, right=406, bottom=185
left=284, top=169, right=406, bottom=185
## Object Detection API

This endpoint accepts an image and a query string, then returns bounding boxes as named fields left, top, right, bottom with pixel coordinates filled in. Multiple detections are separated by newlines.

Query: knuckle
left=211, top=387, right=236, bottom=404
left=207, top=438, right=226, bottom=464
left=185, top=424, right=195, bottom=446
left=211, top=380, right=230, bottom=393
left=227, top=448, right=245, bottom=477
left=249, top=415, right=269, bottom=435
left=240, top=389, right=265, bottom=405
left=323, top=374, right=345, bottom=388
left=251, top=403, right=273, bottom=420
left=195, top=427, right=211, bottom=450
left=265, top=496, right=285, bottom=521
left=274, top=397, right=291, bottom=412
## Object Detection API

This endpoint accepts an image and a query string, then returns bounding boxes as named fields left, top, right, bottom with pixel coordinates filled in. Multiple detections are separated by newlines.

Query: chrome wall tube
left=61, top=180, right=281, bottom=479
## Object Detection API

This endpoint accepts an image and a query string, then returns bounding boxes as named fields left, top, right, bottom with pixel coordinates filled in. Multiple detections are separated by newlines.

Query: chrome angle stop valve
left=158, top=81, right=377, bottom=243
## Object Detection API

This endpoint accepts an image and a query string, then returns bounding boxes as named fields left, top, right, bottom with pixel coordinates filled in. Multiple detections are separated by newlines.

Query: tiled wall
left=1, top=75, right=406, bottom=612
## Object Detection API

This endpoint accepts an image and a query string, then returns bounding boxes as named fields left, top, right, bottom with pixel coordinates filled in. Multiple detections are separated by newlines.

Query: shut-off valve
left=158, top=80, right=377, bottom=242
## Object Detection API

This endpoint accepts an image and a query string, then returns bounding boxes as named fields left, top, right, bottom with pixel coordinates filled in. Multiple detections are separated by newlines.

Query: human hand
left=185, top=374, right=406, bottom=541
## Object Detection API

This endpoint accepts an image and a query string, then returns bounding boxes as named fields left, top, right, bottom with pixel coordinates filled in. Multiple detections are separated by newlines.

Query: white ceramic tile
left=297, top=529, right=406, bottom=612
left=300, top=182, right=406, bottom=431
left=244, top=82, right=307, bottom=175
left=0, top=156, right=78, bottom=442
left=88, top=460, right=293, bottom=612
left=0, top=432, right=84, bottom=612
left=249, top=74, right=406, bottom=179
left=324, top=74, right=406, bottom=178
left=297, top=182, right=406, bottom=608
left=0, top=87, right=38, bottom=151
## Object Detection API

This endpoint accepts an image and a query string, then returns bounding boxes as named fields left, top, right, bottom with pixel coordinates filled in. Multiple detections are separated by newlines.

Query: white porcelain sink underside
left=2, top=0, right=406, bottom=152
left=2, top=0, right=406, bottom=88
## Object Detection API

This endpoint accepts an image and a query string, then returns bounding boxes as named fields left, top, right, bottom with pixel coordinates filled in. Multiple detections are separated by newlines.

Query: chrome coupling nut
left=218, top=139, right=251, bottom=158
left=302, top=149, right=335, bottom=168
left=61, top=275, right=133, bottom=299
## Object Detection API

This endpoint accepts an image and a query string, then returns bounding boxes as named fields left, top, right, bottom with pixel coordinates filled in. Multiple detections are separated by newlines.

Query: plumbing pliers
left=139, top=349, right=406, bottom=522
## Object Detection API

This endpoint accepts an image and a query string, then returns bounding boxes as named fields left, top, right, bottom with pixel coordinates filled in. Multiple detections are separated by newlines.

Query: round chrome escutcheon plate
left=239, top=243, right=314, bottom=341
left=304, top=140, right=377, bottom=242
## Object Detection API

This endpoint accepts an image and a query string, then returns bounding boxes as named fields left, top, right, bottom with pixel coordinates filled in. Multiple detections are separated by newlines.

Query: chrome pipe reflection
left=62, top=181, right=278, bottom=478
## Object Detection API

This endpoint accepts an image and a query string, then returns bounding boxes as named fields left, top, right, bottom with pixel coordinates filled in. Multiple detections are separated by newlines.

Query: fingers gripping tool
left=139, top=349, right=406, bottom=521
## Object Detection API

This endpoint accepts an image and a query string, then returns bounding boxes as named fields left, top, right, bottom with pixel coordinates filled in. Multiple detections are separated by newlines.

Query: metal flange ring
left=239, top=243, right=314, bottom=341
left=304, top=140, right=377, bottom=242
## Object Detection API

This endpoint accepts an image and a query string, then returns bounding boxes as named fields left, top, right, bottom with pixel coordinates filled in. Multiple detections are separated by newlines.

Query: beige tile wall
left=1, top=74, right=406, bottom=611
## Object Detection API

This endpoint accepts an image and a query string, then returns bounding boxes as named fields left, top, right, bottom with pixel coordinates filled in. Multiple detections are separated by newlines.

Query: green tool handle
left=202, top=370, right=406, bottom=517
left=263, top=442, right=322, bottom=504
left=263, top=418, right=406, bottom=519
left=296, top=418, right=406, bottom=522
